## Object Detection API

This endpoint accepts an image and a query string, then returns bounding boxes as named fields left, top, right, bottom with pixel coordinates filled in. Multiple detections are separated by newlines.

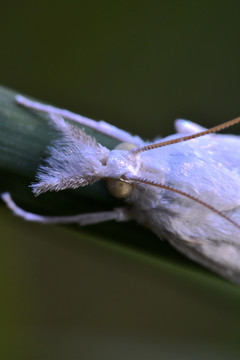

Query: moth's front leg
left=15, top=95, right=144, bottom=146
left=1, top=193, right=132, bottom=225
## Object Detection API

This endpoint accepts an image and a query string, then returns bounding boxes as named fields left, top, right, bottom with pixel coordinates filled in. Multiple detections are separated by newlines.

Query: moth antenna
left=124, top=175, right=240, bottom=231
left=132, top=116, right=240, bottom=154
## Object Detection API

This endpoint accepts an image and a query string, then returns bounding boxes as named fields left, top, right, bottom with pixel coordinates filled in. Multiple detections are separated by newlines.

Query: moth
left=2, top=95, right=240, bottom=285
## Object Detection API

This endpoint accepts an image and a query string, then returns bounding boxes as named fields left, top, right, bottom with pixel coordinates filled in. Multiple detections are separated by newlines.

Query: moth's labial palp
left=107, top=142, right=136, bottom=199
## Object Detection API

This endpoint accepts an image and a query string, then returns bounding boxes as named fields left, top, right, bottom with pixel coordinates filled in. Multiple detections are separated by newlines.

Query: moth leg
left=1, top=192, right=132, bottom=225
left=15, top=95, right=144, bottom=146
left=174, top=119, right=206, bottom=134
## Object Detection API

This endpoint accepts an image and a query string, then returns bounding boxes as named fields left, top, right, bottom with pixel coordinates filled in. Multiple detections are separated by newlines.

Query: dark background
left=1, top=2, right=240, bottom=359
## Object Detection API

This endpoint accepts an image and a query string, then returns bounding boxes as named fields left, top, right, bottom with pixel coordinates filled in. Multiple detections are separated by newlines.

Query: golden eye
left=107, top=178, right=133, bottom=198
left=107, top=142, right=136, bottom=198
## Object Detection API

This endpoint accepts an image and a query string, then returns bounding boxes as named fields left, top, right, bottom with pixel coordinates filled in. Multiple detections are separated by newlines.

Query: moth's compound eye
left=107, top=178, right=133, bottom=198
left=107, top=142, right=136, bottom=199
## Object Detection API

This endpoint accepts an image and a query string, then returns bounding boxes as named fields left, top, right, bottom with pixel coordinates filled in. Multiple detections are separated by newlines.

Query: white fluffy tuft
left=31, top=116, right=110, bottom=195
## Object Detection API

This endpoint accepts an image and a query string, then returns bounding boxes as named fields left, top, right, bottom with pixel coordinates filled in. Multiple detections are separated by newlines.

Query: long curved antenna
left=132, top=116, right=240, bottom=154
left=125, top=175, right=240, bottom=231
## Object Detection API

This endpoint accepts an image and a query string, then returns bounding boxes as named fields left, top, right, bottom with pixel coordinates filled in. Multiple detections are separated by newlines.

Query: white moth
left=2, top=95, right=240, bottom=285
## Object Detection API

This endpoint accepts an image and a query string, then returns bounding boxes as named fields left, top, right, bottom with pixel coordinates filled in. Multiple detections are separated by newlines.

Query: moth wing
left=174, top=120, right=240, bottom=173
left=163, top=201, right=240, bottom=285
left=206, top=133, right=240, bottom=173
left=168, top=229, right=240, bottom=285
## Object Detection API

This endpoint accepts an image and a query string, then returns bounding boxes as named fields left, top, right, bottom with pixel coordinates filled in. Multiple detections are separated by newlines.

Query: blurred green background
left=1, top=1, right=240, bottom=359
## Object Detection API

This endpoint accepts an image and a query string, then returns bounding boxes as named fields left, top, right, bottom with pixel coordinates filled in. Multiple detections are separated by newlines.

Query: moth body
left=124, top=132, right=240, bottom=283
left=3, top=95, right=240, bottom=285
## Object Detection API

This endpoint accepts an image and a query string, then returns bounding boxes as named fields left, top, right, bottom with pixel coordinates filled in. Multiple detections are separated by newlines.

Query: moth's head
left=31, top=119, right=141, bottom=197
left=106, top=142, right=138, bottom=199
